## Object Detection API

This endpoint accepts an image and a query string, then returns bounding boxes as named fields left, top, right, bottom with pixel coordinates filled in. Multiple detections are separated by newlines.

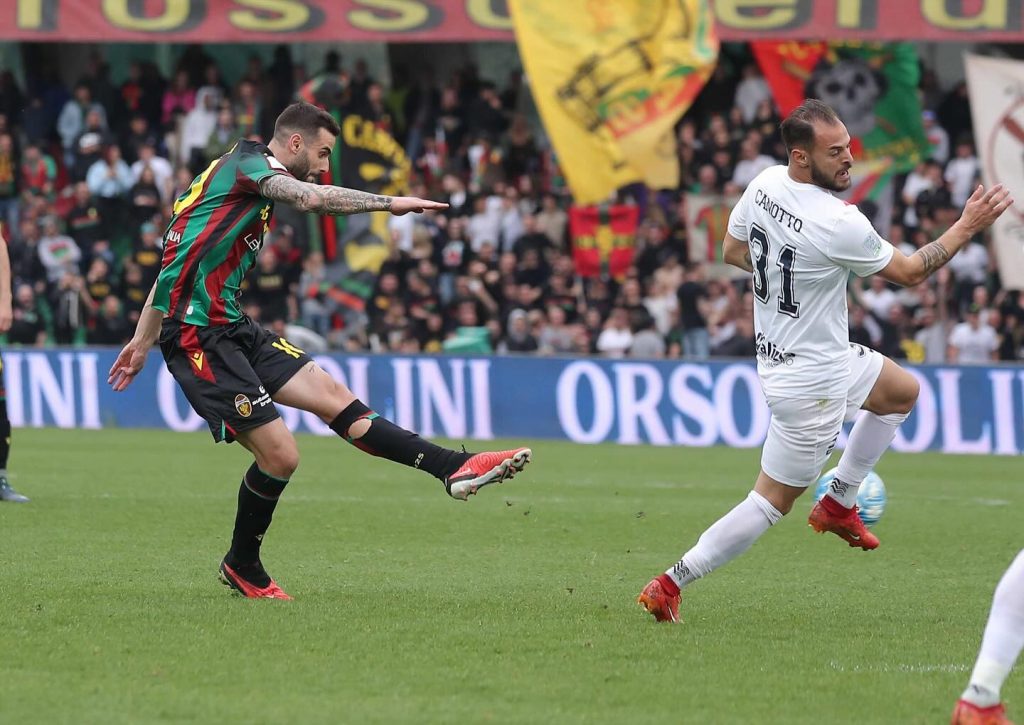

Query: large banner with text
left=7, top=349, right=1024, bottom=456
left=6, top=1, right=1024, bottom=43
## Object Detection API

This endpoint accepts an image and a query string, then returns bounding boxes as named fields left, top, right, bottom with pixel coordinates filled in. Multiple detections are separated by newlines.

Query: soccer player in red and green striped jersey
left=108, top=102, right=532, bottom=599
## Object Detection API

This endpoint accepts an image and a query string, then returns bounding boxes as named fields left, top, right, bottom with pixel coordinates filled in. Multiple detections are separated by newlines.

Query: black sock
left=329, top=400, right=471, bottom=481
left=226, top=463, right=289, bottom=585
left=0, top=397, right=11, bottom=470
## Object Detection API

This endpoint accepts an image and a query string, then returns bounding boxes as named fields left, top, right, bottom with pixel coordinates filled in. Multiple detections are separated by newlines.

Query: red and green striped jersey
left=153, top=140, right=292, bottom=326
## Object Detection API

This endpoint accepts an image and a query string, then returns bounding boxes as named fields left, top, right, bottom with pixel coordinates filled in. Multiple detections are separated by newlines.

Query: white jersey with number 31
left=727, top=165, right=894, bottom=399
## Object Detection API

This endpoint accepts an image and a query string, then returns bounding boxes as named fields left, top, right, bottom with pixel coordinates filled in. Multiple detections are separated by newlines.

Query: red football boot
left=219, top=560, right=293, bottom=600
left=445, top=447, right=532, bottom=500
left=808, top=496, right=880, bottom=550
left=637, top=574, right=681, bottom=623
left=951, top=700, right=1014, bottom=725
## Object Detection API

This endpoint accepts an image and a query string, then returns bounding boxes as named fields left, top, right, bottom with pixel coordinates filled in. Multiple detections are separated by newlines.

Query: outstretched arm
left=259, top=175, right=447, bottom=216
left=878, top=184, right=1012, bottom=287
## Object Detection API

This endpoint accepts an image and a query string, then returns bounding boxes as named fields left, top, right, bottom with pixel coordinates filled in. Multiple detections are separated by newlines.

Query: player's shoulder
left=747, top=164, right=789, bottom=190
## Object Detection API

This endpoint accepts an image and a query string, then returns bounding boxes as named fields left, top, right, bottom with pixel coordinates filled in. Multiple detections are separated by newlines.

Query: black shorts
left=160, top=317, right=312, bottom=443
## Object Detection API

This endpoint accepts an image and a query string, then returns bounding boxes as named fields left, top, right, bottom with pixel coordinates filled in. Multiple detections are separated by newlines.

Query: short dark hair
left=780, top=99, right=840, bottom=153
left=274, top=102, right=340, bottom=141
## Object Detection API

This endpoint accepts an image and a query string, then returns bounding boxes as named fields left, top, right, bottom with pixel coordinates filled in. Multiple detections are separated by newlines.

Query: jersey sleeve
left=236, top=150, right=292, bottom=195
left=826, top=206, right=895, bottom=277
left=726, top=187, right=752, bottom=242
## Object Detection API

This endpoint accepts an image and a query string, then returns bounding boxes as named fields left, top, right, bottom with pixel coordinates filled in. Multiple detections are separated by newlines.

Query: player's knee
left=262, top=440, right=300, bottom=479
left=320, top=379, right=357, bottom=422
left=891, top=373, right=919, bottom=414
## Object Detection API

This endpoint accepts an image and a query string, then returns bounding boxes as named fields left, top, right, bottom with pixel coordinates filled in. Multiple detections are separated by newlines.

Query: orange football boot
left=445, top=447, right=532, bottom=500
left=951, top=700, right=1014, bottom=725
left=219, top=560, right=292, bottom=600
left=808, top=496, right=880, bottom=550
left=637, top=575, right=681, bottom=623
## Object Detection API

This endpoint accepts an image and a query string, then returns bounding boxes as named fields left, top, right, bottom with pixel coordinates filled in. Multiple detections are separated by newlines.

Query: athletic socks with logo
left=329, top=399, right=471, bottom=481
left=666, top=491, right=783, bottom=589
left=226, top=463, right=289, bottom=587
left=962, top=549, right=1024, bottom=708
left=829, top=411, right=908, bottom=508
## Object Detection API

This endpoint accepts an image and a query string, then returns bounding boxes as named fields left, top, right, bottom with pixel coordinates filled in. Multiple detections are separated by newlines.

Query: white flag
left=966, top=54, right=1024, bottom=290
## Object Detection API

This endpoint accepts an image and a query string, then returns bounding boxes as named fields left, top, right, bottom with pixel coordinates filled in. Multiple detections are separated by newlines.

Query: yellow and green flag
left=510, top=0, right=718, bottom=205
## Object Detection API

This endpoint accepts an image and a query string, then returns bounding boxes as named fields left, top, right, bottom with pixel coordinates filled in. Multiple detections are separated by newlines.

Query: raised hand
left=960, top=184, right=1014, bottom=235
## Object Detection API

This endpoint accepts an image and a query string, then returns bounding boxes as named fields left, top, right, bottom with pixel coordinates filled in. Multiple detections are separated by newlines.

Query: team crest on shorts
left=234, top=394, right=253, bottom=418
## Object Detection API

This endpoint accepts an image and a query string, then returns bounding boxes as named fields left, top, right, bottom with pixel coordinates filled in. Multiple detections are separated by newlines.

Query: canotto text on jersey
left=754, top=189, right=804, bottom=233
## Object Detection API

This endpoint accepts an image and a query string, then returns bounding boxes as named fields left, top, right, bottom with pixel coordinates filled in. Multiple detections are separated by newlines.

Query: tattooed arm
left=878, top=184, right=1013, bottom=287
left=259, top=174, right=448, bottom=216
left=723, top=232, right=754, bottom=273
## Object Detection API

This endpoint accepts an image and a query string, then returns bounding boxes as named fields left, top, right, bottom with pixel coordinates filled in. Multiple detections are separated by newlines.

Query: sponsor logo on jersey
left=235, top=394, right=253, bottom=418
left=190, top=351, right=205, bottom=371
left=755, top=333, right=796, bottom=368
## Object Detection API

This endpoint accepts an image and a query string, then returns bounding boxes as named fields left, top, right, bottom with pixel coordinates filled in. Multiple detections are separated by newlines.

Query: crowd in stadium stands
left=0, top=46, right=1015, bottom=363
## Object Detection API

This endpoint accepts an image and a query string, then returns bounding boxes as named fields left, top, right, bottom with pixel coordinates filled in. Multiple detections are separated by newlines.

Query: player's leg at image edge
left=220, top=399, right=532, bottom=599
left=951, top=549, right=1024, bottom=725
left=0, top=396, right=27, bottom=503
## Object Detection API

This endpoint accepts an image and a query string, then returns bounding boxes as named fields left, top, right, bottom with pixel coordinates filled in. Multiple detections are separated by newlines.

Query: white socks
left=962, top=549, right=1024, bottom=707
left=666, top=491, right=783, bottom=589
left=828, top=411, right=908, bottom=508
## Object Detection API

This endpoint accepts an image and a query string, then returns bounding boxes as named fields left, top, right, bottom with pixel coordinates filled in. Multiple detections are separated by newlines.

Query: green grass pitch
left=1, top=428, right=1021, bottom=724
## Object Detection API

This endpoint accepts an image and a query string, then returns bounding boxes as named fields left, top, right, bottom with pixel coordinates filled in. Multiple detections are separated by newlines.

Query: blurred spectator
left=498, top=308, right=538, bottom=353
left=677, top=263, right=710, bottom=358
left=734, top=64, right=772, bottom=125
left=128, top=166, right=163, bottom=228
left=922, top=110, right=950, bottom=164
left=58, top=83, right=107, bottom=165
left=162, top=70, right=195, bottom=127
left=66, top=182, right=105, bottom=251
left=131, top=141, right=174, bottom=200
left=535, top=193, right=567, bottom=249
left=87, top=145, right=133, bottom=199
left=945, top=138, right=979, bottom=208
left=732, top=134, right=778, bottom=188
left=8, top=283, right=48, bottom=346
left=630, top=311, right=666, bottom=358
left=130, top=222, right=163, bottom=288
left=38, top=217, right=82, bottom=283
left=914, top=306, right=950, bottom=364
left=712, top=313, right=755, bottom=357
left=596, top=307, right=633, bottom=358
left=861, top=276, right=898, bottom=320
left=948, top=305, right=998, bottom=363
left=181, top=87, right=221, bottom=169
left=19, top=144, right=57, bottom=199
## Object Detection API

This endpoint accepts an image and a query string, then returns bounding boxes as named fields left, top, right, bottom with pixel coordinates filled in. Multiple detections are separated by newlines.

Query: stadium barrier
left=5, top=348, right=1022, bottom=455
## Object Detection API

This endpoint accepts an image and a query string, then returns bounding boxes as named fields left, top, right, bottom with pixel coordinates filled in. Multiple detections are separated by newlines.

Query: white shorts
left=760, top=344, right=885, bottom=488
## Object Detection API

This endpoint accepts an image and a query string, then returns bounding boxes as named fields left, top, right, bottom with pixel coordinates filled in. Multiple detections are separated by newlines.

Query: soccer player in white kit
left=951, top=549, right=1024, bottom=724
left=638, top=99, right=1012, bottom=624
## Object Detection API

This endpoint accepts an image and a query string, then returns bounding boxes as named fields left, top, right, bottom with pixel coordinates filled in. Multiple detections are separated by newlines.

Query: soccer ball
left=813, top=467, right=887, bottom=527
